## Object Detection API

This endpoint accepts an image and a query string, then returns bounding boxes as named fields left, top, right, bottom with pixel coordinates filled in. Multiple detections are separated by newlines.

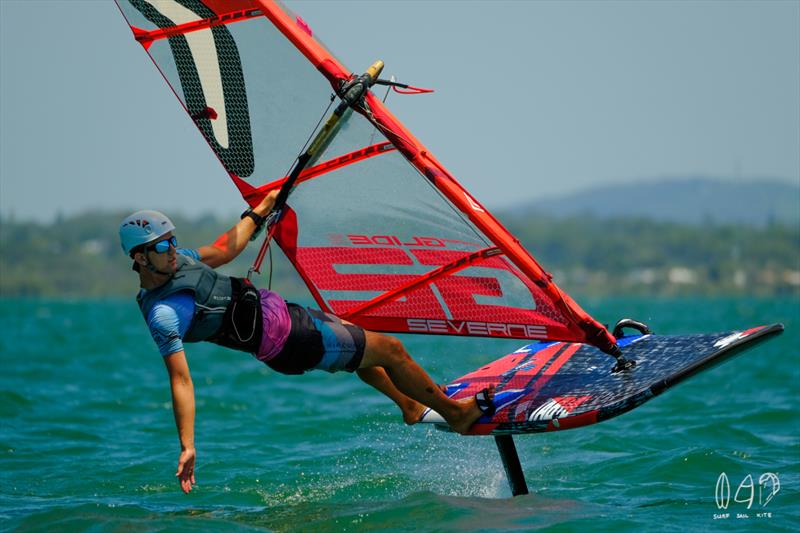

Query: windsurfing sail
left=114, top=0, right=620, bottom=355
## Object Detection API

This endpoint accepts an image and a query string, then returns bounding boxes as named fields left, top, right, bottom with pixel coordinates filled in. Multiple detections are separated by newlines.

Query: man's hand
left=176, top=447, right=196, bottom=494
left=199, top=189, right=281, bottom=267
left=254, top=189, right=280, bottom=217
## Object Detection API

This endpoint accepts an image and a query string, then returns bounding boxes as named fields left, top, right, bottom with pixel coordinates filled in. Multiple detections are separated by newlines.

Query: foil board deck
left=420, top=324, right=784, bottom=435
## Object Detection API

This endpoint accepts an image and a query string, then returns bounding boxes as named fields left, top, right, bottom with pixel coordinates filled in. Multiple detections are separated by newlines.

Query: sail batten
left=132, top=8, right=262, bottom=48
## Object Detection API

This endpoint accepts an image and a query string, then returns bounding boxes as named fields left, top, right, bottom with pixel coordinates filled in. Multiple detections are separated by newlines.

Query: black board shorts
left=267, top=304, right=366, bottom=375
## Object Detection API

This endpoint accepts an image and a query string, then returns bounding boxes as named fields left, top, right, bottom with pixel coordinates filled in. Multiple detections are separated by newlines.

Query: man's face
left=141, top=232, right=177, bottom=274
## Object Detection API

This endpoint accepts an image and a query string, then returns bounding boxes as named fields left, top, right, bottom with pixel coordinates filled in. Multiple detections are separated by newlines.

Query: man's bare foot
left=447, top=384, right=496, bottom=435
left=401, top=384, right=449, bottom=425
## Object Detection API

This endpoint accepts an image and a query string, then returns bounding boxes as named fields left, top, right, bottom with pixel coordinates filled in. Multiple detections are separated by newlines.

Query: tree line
left=1, top=210, right=797, bottom=297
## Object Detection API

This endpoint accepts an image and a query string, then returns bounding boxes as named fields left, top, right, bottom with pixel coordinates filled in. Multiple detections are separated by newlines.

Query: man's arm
left=164, top=350, right=196, bottom=494
left=198, top=190, right=278, bottom=268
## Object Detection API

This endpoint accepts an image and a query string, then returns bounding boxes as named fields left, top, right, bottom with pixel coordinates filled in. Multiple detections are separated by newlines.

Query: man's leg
left=356, top=367, right=424, bottom=425
left=358, top=330, right=494, bottom=435
left=357, top=368, right=449, bottom=424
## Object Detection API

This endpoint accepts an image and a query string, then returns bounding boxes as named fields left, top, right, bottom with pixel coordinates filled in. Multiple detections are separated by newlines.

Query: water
left=1, top=297, right=798, bottom=531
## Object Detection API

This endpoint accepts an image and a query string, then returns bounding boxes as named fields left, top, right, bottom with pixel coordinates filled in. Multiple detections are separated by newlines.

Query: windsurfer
left=119, top=195, right=495, bottom=494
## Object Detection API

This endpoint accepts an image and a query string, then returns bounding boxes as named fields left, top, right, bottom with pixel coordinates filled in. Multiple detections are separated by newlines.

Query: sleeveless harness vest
left=137, top=255, right=262, bottom=353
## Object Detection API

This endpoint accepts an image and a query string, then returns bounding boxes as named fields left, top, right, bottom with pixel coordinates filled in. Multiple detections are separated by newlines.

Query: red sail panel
left=115, top=0, right=617, bottom=351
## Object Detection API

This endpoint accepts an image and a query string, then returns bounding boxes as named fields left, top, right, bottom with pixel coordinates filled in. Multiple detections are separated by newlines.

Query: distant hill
left=512, top=178, right=799, bottom=227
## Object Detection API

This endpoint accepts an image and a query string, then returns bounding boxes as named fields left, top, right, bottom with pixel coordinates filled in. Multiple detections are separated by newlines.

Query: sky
left=1, top=0, right=798, bottom=222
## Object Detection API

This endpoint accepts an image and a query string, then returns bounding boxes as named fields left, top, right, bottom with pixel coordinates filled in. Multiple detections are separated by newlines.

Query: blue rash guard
left=140, top=248, right=202, bottom=356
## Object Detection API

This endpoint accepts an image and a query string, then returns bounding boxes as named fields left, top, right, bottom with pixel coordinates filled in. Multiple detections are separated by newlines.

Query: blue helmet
left=119, top=210, right=175, bottom=256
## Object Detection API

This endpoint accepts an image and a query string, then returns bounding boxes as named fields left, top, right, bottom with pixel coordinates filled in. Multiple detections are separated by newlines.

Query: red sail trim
left=340, top=247, right=502, bottom=320
left=132, top=8, right=262, bottom=49
left=231, top=142, right=396, bottom=207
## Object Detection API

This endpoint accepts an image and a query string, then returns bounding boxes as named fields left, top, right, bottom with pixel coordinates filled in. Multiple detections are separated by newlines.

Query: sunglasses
left=147, top=236, right=177, bottom=254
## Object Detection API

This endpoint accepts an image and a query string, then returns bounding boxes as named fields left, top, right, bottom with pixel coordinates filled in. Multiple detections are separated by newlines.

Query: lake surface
left=1, top=296, right=797, bottom=531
